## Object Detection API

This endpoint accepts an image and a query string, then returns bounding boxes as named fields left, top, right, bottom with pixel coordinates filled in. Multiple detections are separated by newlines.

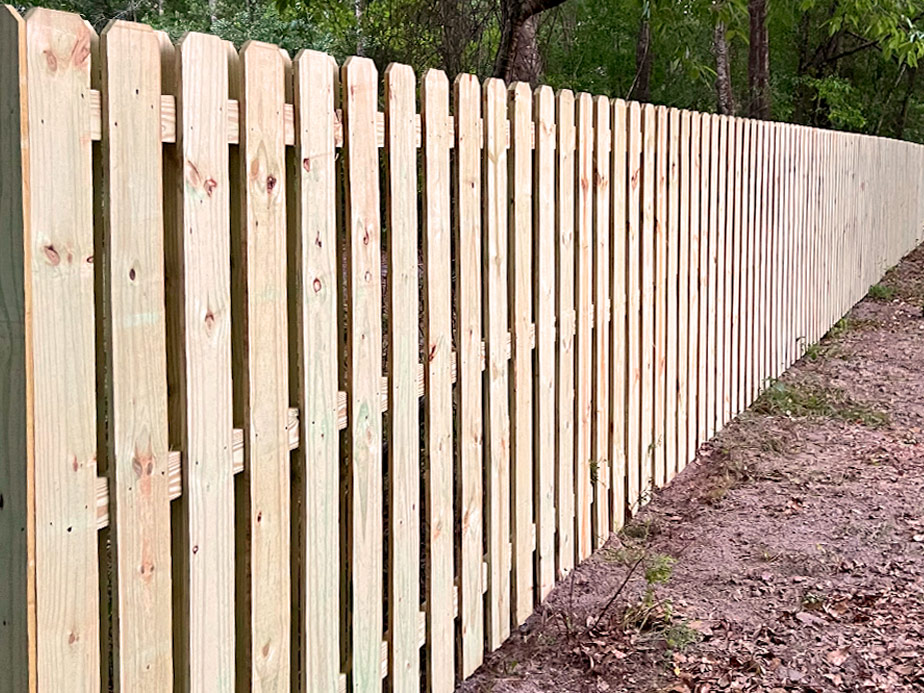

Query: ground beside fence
left=458, top=243, right=924, bottom=693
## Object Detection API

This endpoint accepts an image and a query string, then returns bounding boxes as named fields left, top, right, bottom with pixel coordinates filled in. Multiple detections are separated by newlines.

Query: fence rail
left=1, top=6, right=923, bottom=692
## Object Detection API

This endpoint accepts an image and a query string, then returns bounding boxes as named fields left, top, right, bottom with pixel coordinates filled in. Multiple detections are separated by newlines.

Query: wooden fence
left=2, top=6, right=923, bottom=692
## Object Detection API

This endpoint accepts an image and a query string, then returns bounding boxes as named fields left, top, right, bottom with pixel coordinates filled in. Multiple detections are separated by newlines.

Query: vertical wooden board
left=23, top=9, right=99, bottom=690
left=575, top=92, right=593, bottom=556
left=592, top=95, right=610, bottom=545
left=741, top=119, right=753, bottom=407
left=99, top=20, right=173, bottom=691
left=232, top=40, right=290, bottom=692
left=509, top=82, right=534, bottom=625
left=421, top=69, right=454, bottom=693
left=342, top=56, right=383, bottom=693
left=384, top=62, right=419, bottom=691
left=533, top=85, right=556, bottom=598
left=653, top=106, right=667, bottom=489
left=554, top=90, right=576, bottom=577
left=721, top=117, right=733, bottom=428
left=481, top=76, right=509, bottom=652
left=640, top=103, right=655, bottom=502
left=610, top=98, right=627, bottom=529
left=727, top=118, right=741, bottom=422
left=167, top=30, right=235, bottom=691
left=712, top=115, right=725, bottom=436
left=291, top=49, right=340, bottom=693
left=665, top=108, right=680, bottom=482
left=677, top=110, right=691, bottom=471
left=0, top=8, right=34, bottom=691
left=755, top=122, right=768, bottom=396
left=625, top=101, right=642, bottom=513
left=696, top=114, right=710, bottom=449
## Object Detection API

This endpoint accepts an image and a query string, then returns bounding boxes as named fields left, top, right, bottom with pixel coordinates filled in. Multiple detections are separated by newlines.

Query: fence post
left=0, top=7, right=34, bottom=691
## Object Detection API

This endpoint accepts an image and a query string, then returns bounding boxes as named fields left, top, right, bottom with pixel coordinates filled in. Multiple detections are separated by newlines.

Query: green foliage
left=802, top=76, right=867, bottom=130
left=16, top=0, right=924, bottom=142
left=868, top=283, right=896, bottom=301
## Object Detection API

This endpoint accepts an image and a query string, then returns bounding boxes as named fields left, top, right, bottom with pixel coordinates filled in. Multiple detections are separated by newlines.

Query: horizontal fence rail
left=2, top=6, right=924, bottom=692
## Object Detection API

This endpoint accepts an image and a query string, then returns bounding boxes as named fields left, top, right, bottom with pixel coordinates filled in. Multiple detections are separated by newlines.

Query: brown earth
left=458, top=244, right=924, bottom=693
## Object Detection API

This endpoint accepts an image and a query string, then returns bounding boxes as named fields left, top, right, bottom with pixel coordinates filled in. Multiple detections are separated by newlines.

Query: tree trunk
left=747, top=0, right=770, bottom=118
left=493, top=0, right=568, bottom=82
left=713, top=20, right=736, bottom=115
left=895, top=67, right=917, bottom=139
left=629, top=17, right=653, bottom=102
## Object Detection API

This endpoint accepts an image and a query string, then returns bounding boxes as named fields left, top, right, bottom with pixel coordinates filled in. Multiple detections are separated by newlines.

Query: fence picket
left=575, top=92, right=594, bottom=555
left=626, top=101, right=642, bottom=513
left=592, top=95, right=611, bottom=545
left=654, top=106, right=668, bottom=489
left=555, top=90, right=577, bottom=576
left=666, top=108, right=680, bottom=482
left=534, top=85, right=557, bottom=598
left=23, top=9, right=100, bottom=690
left=421, top=68, right=454, bottom=693
left=99, top=20, right=173, bottom=691
left=509, top=82, right=535, bottom=623
left=640, top=103, right=656, bottom=503
left=230, top=40, right=290, bottom=691
left=167, top=30, right=236, bottom=691
left=678, top=109, right=691, bottom=473
left=342, top=56, right=383, bottom=693
left=291, top=49, right=340, bottom=693
left=481, top=75, right=509, bottom=652
left=610, top=98, right=628, bottom=530
left=384, top=62, right=420, bottom=691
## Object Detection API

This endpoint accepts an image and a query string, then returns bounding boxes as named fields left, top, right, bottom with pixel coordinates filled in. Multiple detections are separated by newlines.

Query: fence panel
left=3, top=10, right=924, bottom=690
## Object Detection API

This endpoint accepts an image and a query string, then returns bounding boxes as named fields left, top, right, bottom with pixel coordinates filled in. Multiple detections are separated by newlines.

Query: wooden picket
left=3, top=9, right=924, bottom=691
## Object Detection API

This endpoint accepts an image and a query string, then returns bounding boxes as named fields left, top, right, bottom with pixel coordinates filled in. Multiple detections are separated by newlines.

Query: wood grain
left=384, top=62, right=420, bottom=692
left=25, top=9, right=100, bottom=690
left=342, top=56, right=384, bottom=693
left=231, top=40, right=290, bottom=692
left=421, top=68, right=454, bottom=693
left=533, top=85, right=556, bottom=599
left=99, top=20, right=173, bottom=691
left=167, top=30, right=236, bottom=691
left=554, top=90, right=577, bottom=575
left=290, top=49, right=340, bottom=693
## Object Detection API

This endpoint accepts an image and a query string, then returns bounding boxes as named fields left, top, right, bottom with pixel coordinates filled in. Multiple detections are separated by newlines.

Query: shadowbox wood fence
left=2, top=6, right=923, bottom=693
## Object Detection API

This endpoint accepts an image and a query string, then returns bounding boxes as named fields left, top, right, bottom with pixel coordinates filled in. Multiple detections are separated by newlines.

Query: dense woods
left=18, top=0, right=924, bottom=140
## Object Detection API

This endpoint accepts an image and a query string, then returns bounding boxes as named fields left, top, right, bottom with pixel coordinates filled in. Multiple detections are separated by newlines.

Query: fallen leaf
left=826, top=648, right=850, bottom=666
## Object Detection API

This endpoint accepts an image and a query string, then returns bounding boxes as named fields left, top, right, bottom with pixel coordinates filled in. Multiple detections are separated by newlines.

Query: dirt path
left=459, top=245, right=924, bottom=693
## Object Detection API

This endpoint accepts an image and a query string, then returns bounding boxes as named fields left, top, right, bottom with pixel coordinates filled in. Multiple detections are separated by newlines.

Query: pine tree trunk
left=713, top=21, right=736, bottom=115
left=748, top=0, right=770, bottom=118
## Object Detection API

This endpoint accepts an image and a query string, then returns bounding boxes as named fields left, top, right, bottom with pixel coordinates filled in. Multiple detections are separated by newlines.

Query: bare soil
left=458, top=245, right=924, bottom=693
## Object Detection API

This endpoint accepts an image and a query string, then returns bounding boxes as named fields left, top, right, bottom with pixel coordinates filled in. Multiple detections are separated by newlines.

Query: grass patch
left=868, top=283, right=895, bottom=301
left=753, top=379, right=889, bottom=428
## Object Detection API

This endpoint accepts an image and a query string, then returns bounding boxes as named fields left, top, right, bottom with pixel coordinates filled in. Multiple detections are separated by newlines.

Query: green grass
left=868, top=283, right=895, bottom=301
left=753, top=379, right=889, bottom=428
